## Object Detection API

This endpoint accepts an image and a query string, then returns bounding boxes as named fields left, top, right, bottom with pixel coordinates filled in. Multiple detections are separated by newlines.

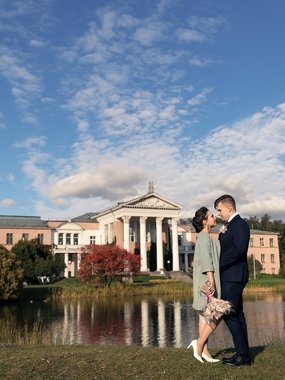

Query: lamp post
left=252, top=253, right=256, bottom=280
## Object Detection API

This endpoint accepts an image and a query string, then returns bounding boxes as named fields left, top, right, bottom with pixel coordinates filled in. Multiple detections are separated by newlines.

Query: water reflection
left=0, top=293, right=284, bottom=348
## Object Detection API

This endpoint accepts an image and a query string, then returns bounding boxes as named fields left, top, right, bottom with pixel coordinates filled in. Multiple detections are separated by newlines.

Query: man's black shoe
left=223, top=354, right=252, bottom=366
left=222, top=353, right=238, bottom=363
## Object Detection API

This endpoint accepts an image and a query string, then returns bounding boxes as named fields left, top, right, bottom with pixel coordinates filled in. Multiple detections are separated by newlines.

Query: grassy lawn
left=5, top=276, right=285, bottom=379
left=17, top=274, right=285, bottom=301
left=0, top=343, right=284, bottom=380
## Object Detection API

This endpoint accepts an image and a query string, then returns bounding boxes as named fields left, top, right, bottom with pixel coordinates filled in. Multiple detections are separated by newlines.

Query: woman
left=188, top=207, right=220, bottom=363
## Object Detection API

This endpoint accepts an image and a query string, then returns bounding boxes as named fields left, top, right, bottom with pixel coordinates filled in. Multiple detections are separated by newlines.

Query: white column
left=77, top=251, right=81, bottom=273
left=172, top=218, right=180, bottom=271
left=141, top=299, right=149, bottom=347
left=157, top=298, right=166, bottom=347
left=140, top=216, right=148, bottom=271
left=123, top=216, right=130, bottom=251
left=156, top=217, right=164, bottom=271
left=64, top=252, right=69, bottom=278
left=174, top=301, right=182, bottom=347
left=124, top=301, right=133, bottom=345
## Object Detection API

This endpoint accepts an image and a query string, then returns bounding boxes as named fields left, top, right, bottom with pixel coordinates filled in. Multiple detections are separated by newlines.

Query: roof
left=0, top=215, right=48, bottom=228
left=72, top=212, right=98, bottom=222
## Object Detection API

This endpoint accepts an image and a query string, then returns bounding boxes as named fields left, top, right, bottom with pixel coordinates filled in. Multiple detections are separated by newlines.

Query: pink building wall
left=0, top=227, right=53, bottom=251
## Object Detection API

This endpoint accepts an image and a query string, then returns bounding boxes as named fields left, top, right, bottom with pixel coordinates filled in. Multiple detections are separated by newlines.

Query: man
left=214, top=194, right=252, bottom=366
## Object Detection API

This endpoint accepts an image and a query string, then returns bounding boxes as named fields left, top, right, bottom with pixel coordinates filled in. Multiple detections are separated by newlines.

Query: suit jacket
left=219, top=214, right=250, bottom=284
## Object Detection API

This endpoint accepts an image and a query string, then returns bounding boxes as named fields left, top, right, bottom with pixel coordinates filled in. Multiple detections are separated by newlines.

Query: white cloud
left=49, top=165, right=145, bottom=202
left=177, top=28, right=206, bottom=43
left=0, top=198, right=15, bottom=207
left=14, top=136, right=47, bottom=149
left=29, top=39, right=47, bottom=47
left=0, top=45, right=42, bottom=117
left=176, top=103, right=285, bottom=219
left=189, top=56, right=218, bottom=67
left=188, top=87, right=212, bottom=106
left=133, top=22, right=165, bottom=46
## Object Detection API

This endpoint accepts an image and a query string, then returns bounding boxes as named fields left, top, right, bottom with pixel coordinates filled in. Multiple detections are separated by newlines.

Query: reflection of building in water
left=47, top=294, right=285, bottom=348
left=173, top=301, right=182, bottom=347
left=157, top=299, right=166, bottom=347
left=245, top=294, right=285, bottom=344
left=141, top=300, right=149, bottom=347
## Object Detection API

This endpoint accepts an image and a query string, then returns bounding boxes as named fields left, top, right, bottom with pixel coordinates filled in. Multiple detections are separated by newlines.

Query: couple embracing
left=188, top=194, right=252, bottom=367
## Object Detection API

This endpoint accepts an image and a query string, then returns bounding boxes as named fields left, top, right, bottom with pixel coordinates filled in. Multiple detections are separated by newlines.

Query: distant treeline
left=180, top=213, right=285, bottom=235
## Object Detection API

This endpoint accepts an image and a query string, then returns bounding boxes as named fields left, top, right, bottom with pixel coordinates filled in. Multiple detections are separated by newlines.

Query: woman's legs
left=196, top=314, right=216, bottom=356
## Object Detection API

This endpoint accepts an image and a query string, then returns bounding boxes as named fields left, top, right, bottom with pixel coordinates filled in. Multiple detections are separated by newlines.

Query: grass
left=245, top=275, right=285, bottom=292
left=17, top=275, right=285, bottom=301
left=3, top=276, right=285, bottom=379
left=0, top=343, right=284, bottom=380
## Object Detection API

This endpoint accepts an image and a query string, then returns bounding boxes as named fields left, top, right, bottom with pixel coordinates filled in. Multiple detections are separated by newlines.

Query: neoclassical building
left=52, top=182, right=181, bottom=277
left=0, top=183, right=281, bottom=277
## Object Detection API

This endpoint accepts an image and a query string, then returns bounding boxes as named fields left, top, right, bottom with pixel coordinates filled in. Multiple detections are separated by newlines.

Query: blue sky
left=1, top=0, right=285, bottom=220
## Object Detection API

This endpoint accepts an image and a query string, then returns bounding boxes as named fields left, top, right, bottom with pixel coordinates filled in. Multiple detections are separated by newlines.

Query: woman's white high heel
left=187, top=340, right=204, bottom=363
left=201, top=353, right=220, bottom=363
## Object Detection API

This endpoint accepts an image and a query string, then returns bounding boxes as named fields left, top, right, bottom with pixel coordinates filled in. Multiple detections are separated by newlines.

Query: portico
left=94, top=183, right=181, bottom=272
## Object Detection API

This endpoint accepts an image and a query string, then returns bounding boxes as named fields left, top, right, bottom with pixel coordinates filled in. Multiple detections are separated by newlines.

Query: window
left=249, top=238, right=253, bottom=247
left=259, top=238, right=264, bottom=247
left=270, top=254, right=275, bottom=263
left=68, top=253, right=73, bottom=262
left=129, top=227, right=135, bottom=242
left=90, top=236, right=96, bottom=244
left=261, top=254, right=265, bottom=263
left=58, top=233, right=64, bottom=245
left=271, top=268, right=275, bottom=275
left=22, top=233, right=29, bottom=241
left=146, top=232, right=151, bottom=243
left=66, top=233, right=71, bottom=245
left=178, top=235, right=182, bottom=246
left=73, top=233, right=79, bottom=245
left=6, top=233, right=13, bottom=245
left=37, top=234, right=44, bottom=244
left=269, top=238, right=274, bottom=247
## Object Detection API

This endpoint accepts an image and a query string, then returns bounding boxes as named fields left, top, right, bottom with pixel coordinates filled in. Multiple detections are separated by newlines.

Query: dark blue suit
left=219, top=214, right=250, bottom=356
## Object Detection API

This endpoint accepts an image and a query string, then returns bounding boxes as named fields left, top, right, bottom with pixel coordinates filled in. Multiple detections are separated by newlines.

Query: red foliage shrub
left=78, top=244, right=141, bottom=285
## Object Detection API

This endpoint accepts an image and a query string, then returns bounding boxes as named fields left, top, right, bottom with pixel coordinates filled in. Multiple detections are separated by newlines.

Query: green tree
left=0, top=245, right=24, bottom=300
left=12, top=240, right=65, bottom=284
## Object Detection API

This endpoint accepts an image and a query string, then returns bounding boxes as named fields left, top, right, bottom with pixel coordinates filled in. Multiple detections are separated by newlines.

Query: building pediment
left=57, top=222, right=83, bottom=231
left=94, top=184, right=181, bottom=219
left=125, top=194, right=180, bottom=210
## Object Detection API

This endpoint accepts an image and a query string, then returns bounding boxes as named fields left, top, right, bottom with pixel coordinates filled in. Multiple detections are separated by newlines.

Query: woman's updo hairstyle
left=192, top=207, right=209, bottom=232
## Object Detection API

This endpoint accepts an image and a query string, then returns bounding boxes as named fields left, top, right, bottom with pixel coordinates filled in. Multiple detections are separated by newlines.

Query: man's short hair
left=214, top=194, right=236, bottom=211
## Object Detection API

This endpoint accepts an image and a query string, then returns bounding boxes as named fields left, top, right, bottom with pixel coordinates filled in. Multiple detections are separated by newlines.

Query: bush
left=0, top=245, right=24, bottom=300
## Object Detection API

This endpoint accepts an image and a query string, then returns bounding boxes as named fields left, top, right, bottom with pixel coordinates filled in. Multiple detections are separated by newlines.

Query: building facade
left=0, top=185, right=281, bottom=277
left=177, top=225, right=280, bottom=275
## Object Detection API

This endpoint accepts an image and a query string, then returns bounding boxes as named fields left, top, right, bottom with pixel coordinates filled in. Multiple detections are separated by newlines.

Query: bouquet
left=200, top=281, right=232, bottom=325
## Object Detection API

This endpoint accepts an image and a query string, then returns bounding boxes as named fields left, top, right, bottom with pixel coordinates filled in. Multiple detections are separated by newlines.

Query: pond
left=0, top=292, right=284, bottom=348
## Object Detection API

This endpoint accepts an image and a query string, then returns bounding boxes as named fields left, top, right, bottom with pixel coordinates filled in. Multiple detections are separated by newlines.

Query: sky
left=1, top=0, right=285, bottom=221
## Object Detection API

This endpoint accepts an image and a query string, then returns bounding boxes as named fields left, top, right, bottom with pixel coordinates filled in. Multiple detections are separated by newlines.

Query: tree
left=12, top=240, right=65, bottom=284
left=78, top=244, right=141, bottom=286
left=0, top=245, right=24, bottom=301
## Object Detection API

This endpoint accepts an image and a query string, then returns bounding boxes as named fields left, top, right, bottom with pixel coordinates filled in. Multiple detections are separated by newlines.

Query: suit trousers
left=221, top=281, right=249, bottom=355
